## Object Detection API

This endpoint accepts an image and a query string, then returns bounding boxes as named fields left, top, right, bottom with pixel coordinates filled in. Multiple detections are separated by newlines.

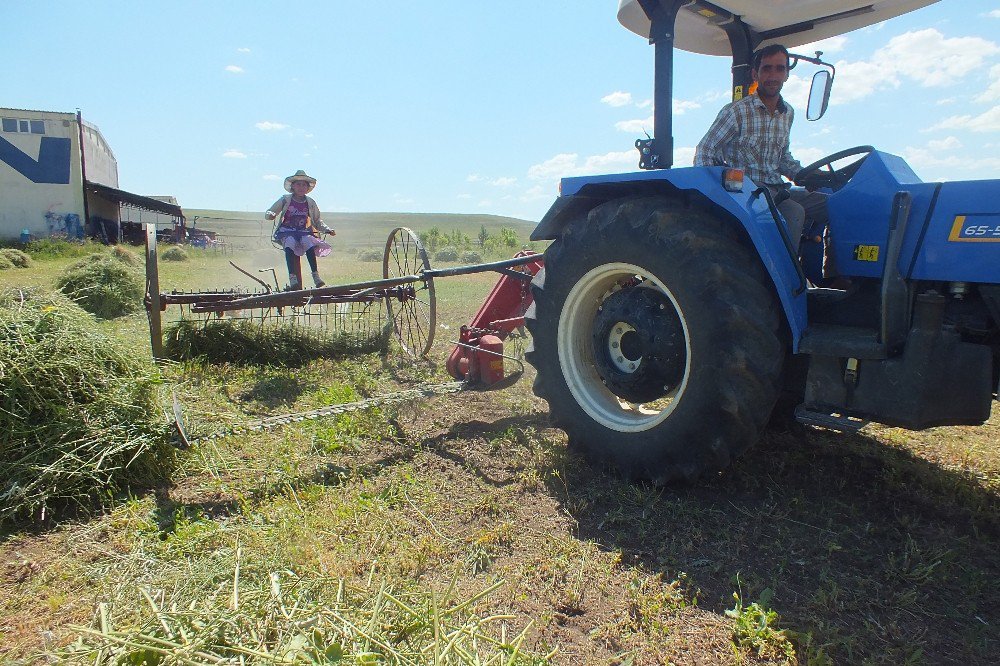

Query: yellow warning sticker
left=854, top=245, right=880, bottom=262
left=734, top=85, right=744, bottom=101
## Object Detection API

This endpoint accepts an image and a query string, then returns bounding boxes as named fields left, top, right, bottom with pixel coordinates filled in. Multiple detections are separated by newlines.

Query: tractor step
left=798, top=324, right=887, bottom=359
left=794, top=405, right=869, bottom=433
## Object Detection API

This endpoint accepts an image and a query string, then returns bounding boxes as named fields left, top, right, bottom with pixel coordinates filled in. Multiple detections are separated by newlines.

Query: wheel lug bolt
left=617, top=356, right=624, bottom=363
left=612, top=342, right=618, bottom=348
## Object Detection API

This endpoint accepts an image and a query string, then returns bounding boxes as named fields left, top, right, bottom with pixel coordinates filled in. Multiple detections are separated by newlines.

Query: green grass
left=0, top=247, right=997, bottom=665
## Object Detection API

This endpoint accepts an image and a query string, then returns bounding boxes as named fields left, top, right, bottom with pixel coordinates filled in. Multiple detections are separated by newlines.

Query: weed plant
left=55, top=253, right=144, bottom=319
left=0, top=288, right=174, bottom=527
left=164, top=318, right=390, bottom=366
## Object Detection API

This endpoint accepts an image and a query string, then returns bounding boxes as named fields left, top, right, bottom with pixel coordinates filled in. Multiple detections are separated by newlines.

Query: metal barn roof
left=85, top=181, right=184, bottom=218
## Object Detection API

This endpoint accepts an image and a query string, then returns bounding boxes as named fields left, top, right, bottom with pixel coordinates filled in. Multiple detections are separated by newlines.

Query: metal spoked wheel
left=383, top=227, right=436, bottom=357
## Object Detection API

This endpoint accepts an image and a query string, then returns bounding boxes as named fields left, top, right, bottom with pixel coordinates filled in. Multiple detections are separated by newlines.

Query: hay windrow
left=110, top=245, right=140, bottom=266
left=0, top=288, right=174, bottom=527
left=0, top=254, right=13, bottom=271
left=55, top=253, right=144, bottom=319
left=160, top=246, right=189, bottom=262
left=164, top=318, right=390, bottom=366
left=0, top=248, right=31, bottom=268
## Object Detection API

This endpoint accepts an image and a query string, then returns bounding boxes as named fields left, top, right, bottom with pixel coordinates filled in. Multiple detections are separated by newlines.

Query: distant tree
left=477, top=225, right=490, bottom=248
left=419, top=227, right=442, bottom=252
left=499, top=227, right=519, bottom=248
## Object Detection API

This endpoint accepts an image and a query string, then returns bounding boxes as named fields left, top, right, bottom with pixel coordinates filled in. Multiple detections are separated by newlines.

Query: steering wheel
left=795, top=145, right=874, bottom=192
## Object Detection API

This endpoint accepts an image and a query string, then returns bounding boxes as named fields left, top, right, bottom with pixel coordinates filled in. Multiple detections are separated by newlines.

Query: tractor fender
left=530, top=167, right=808, bottom=348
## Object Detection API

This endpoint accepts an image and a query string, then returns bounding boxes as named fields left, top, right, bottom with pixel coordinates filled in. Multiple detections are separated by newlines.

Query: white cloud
left=927, top=136, right=962, bottom=151
left=263, top=174, right=280, bottom=181
left=521, top=185, right=551, bottom=202
left=674, top=99, right=701, bottom=114
left=637, top=98, right=653, bottom=109
left=615, top=116, right=652, bottom=133
left=237, top=47, right=251, bottom=53
left=883, top=29, right=999, bottom=87
left=255, top=121, right=289, bottom=131
left=976, top=64, right=1000, bottom=102
left=456, top=193, right=472, bottom=199
left=225, top=65, right=244, bottom=74
left=674, top=146, right=696, bottom=167
left=792, top=146, right=828, bottom=166
left=615, top=116, right=653, bottom=134
left=798, top=35, right=848, bottom=54
left=222, top=149, right=247, bottom=159
left=936, top=97, right=957, bottom=105
left=601, top=91, right=633, bottom=107
left=827, top=29, right=1000, bottom=106
left=929, top=106, right=1000, bottom=133
left=466, top=173, right=484, bottom=182
left=613, top=99, right=700, bottom=132
left=477, top=200, right=493, bottom=208
left=900, top=147, right=1000, bottom=173
left=492, top=177, right=517, bottom=187
left=528, top=151, right=636, bottom=182
left=988, top=10, right=1000, bottom=18
left=781, top=74, right=813, bottom=110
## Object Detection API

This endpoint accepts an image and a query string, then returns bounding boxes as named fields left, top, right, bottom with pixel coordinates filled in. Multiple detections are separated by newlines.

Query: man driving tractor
left=694, top=44, right=829, bottom=263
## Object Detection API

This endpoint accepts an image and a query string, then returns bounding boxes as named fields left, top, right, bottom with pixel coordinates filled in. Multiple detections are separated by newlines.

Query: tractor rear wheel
left=525, top=197, right=785, bottom=483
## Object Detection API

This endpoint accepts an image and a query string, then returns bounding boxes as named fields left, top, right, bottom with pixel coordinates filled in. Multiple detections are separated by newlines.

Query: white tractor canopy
left=617, top=0, right=939, bottom=56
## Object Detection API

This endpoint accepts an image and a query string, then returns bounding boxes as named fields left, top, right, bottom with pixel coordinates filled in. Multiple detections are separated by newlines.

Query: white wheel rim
left=557, top=262, right=690, bottom=432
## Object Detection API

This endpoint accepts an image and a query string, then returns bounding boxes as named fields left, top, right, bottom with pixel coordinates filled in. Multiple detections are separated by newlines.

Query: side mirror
left=807, top=70, right=833, bottom=121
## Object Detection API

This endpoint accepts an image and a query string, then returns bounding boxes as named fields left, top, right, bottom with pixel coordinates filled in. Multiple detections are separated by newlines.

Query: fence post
left=145, top=224, right=164, bottom=360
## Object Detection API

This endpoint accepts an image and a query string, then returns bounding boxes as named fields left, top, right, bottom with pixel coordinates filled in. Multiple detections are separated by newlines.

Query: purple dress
left=273, top=198, right=331, bottom=257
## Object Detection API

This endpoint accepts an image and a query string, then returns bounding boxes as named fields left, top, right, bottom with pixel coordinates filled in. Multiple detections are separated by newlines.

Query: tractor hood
left=617, top=0, right=939, bottom=56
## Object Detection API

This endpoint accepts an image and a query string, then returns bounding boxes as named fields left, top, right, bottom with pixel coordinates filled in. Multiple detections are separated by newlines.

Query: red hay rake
left=144, top=225, right=543, bottom=387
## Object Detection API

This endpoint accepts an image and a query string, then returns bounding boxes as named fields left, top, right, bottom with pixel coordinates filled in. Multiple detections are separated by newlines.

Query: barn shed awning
left=84, top=181, right=184, bottom=219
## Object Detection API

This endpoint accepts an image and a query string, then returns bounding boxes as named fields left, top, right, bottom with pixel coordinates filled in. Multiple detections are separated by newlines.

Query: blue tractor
left=525, top=0, right=999, bottom=483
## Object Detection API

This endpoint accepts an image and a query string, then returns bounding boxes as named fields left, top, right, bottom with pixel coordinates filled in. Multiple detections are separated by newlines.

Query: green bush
left=0, top=248, right=32, bottom=268
left=23, top=238, right=98, bottom=259
left=0, top=288, right=174, bottom=527
left=161, top=246, right=189, bottom=262
left=56, top=254, right=144, bottom=319
left=357, top=249, right=382, bottom=262
left=434, top=246, right=459, bottom=262
left=460, top=250, right=482, bottom=264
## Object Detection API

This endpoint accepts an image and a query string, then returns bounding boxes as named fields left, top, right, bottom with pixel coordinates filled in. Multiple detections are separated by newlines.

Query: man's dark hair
left=752, top=44, right=790, bottom=71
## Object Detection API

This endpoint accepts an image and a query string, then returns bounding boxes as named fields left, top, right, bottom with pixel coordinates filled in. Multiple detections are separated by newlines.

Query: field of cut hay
left=0, top=236, right=997, bottom=665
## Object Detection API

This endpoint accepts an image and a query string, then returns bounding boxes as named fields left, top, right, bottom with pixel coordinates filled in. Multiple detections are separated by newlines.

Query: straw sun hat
left=283, top=170, right=317, bottom=193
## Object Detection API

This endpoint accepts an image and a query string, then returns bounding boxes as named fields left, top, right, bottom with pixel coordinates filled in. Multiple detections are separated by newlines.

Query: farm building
left=0, top=107, right=184, bottom=243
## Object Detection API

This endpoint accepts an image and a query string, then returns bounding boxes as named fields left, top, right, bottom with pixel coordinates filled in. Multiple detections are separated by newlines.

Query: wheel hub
left=591, top=286, right=685, bottom=403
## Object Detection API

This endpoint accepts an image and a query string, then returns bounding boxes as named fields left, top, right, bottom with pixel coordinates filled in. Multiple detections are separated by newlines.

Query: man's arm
left=694, top=104, right=738, bottom=167
left=778, top=108, right=803, bottom=180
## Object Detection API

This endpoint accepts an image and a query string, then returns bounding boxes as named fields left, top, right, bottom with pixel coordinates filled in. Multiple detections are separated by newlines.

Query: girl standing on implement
left=265, top=170, right=335, bottom=289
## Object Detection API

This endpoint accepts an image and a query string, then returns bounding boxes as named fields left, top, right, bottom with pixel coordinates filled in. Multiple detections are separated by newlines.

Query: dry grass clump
left=55, top=253, right=144, bottom=319
left=59, top=573, right=546, bottom=665
left=0, top=288, right=174, bottom=527
left=111, top=244, right=140, bottom=266
left=164, top=318, right=389, bottom=366
left=160, top=246, right=189, bottom=262
left=0, top=248, right=32, bottom=268
left=0, top=254, right=13, bottom=271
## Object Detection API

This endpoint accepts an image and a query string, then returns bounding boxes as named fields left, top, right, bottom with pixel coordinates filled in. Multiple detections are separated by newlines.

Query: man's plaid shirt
left=694, top=93, right=802, bottom=187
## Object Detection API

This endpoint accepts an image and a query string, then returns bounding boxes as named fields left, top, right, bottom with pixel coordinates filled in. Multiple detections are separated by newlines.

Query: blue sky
left=5, top=1, right=999, bottom=221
